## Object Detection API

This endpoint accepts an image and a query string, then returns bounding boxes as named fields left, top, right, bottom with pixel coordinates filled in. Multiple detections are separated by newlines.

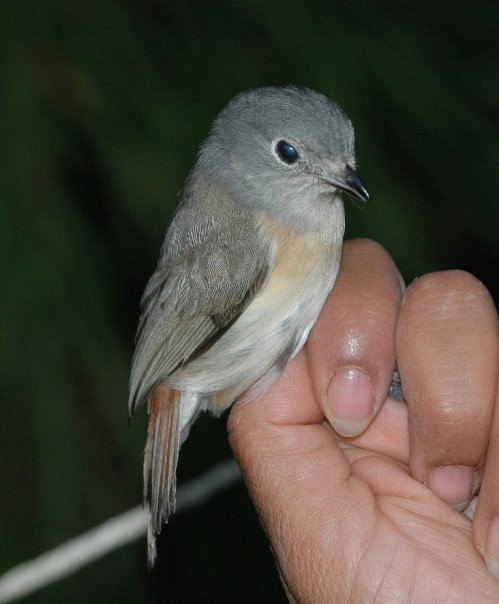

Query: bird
left=128, top=86, right=369, bottom=565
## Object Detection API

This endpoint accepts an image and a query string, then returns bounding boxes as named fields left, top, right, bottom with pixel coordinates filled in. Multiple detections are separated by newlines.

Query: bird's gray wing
left=129, top=182, right=271, bottom=415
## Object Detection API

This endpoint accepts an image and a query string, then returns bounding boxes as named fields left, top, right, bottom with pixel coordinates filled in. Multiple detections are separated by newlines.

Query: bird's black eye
left=275, top=140, right=299, bottom=164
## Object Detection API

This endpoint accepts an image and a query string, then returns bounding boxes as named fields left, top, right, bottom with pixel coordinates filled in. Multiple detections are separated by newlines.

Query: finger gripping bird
left=129, top=86, right=369, bottom=565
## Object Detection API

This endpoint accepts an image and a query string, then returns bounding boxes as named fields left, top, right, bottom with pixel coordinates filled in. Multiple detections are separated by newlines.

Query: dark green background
left=1, top=1, right=497, bottom=602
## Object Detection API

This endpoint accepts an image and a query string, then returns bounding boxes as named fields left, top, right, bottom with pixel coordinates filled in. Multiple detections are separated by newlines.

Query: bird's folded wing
left=128, top=189, right=271, bottom=415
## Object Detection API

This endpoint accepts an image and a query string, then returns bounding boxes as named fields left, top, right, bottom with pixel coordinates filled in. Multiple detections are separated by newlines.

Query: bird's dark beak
left=342, top=165, right=369, bottom=203
left=323, top=164, right=370, bottom=203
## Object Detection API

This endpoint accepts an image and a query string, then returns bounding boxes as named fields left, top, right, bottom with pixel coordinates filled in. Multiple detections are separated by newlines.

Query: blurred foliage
left=0, top=0, right=497, bottom=602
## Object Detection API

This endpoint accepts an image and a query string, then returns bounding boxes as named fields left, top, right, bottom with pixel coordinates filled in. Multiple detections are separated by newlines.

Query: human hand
left=228, top=239, right=499, bottom=602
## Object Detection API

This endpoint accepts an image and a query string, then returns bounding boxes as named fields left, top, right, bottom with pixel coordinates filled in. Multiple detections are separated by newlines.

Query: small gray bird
left=129, top=86, right=369, bottom=565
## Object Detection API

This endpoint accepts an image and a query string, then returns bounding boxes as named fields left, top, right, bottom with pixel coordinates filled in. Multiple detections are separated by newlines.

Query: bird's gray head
left=195, top=86, right=368, bottom=228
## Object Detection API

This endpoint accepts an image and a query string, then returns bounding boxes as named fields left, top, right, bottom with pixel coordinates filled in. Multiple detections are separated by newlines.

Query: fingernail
left=426, top=466, right=474, bottom=511
left=326, top=367, right=374, bottom=436
left=485, top=516, right=499, bottom=578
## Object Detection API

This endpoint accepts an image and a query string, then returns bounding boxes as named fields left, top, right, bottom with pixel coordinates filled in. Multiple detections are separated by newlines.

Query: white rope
left=0, top=459, right=240, bottom=604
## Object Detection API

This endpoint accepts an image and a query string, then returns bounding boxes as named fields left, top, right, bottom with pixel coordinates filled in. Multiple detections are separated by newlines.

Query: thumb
left=227, top=350, right=374, bottom=601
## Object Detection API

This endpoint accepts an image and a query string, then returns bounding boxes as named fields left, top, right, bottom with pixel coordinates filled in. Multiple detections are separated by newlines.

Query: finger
left=307, top=238, right=404, bottom=437
left=396, top=271, right=498, bottom=511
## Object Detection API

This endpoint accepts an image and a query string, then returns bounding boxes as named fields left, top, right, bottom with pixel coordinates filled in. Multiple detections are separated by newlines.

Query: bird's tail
left=143, top=384, right=181, bottom=567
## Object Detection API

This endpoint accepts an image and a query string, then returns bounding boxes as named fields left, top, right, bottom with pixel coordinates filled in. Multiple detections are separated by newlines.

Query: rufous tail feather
left=143, top=384, right=181, bottom=567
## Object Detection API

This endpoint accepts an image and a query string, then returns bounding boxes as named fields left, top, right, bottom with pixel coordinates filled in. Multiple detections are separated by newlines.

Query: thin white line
left=0, top=459, right=240, bottom=604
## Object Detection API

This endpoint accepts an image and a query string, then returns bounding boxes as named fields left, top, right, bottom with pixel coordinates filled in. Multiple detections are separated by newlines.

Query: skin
left=228, top=239, right=499, bottom=603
